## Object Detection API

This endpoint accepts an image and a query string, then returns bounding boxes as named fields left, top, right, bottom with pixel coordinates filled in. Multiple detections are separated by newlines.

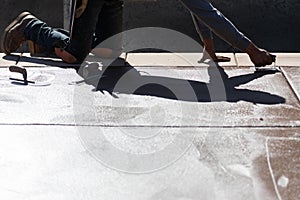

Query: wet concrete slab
left=0, top=125, right=299, bottom=200
left=1, top=65, right=299, bottom=127
left=281, top=67, right=300, bottom=101
left=85, top=66, right=300, bottom=127
left=265, top=137, right=300, bottom=200
left=0, top=53, right=299, bottom=200
left=0, top=68, right=78, bottom=124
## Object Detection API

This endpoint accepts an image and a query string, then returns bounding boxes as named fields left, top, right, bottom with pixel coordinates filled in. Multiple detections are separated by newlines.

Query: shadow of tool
left=79, top=58, right=285, bottom=105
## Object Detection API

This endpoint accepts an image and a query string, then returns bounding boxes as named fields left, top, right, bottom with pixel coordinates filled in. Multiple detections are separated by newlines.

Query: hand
left=245, top=43, right=273, bottom=67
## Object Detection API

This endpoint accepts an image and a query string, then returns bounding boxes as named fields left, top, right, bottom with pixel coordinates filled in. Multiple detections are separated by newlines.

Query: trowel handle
left=9, top=66, right=27, bottom=81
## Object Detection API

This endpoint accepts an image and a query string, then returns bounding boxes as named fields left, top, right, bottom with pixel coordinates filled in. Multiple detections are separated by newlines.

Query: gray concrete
left=0, top=52, right=299, bottom=199
left=0, top=126, right=299, bottom=199
left=281, top=67, right=300, bottom=101
left=0, top=64, right=299, bottom=127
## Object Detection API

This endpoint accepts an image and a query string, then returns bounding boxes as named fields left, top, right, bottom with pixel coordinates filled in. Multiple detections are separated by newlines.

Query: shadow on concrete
left=80, top=58, right=285, bottom=105
left=3, top=54, right=285, bottom=104
left=2, top=54, right=79, bottom=68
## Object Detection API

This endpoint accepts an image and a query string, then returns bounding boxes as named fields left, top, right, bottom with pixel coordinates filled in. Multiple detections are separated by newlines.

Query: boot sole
left=1, top=11, right=32, bottom=54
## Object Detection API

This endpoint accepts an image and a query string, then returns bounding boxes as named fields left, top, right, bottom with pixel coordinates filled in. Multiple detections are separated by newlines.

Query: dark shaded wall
left=123, top=0, right=300, bottom=52
left=1, top=0, right=299, bottom=52
left=0, top=0, right=63, bottom=52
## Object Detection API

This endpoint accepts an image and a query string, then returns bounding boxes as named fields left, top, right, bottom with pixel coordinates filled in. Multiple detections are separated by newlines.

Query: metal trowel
left=9, top=66, right=55, bottom=86
left=9, top=66, right=34, bottom=85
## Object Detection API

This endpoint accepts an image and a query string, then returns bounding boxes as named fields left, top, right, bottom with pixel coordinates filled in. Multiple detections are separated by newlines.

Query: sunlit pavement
left=0, top=53, right=299, bottom=200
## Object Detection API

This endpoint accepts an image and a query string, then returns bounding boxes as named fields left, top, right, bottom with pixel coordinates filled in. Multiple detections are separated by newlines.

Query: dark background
left=1, top=0, right=299, bottom=52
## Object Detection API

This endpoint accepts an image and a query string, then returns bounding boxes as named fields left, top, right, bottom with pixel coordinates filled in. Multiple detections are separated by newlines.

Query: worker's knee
left=55, top=48, right=77, bottom=63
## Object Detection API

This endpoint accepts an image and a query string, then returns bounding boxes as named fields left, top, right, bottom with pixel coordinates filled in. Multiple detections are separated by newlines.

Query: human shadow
left=79, top=58, right=285, bottom=105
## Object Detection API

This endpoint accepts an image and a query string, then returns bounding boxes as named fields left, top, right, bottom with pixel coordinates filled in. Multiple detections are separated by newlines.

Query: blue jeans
left=24, top=0, right=123, bottom=62
left=191, top=13, right=213, bottom=41
left=181, top=0, right=251, bottom=51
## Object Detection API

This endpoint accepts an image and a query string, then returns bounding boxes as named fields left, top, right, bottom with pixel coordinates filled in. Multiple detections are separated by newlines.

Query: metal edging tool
left=8, top=53, right=36, bottom=85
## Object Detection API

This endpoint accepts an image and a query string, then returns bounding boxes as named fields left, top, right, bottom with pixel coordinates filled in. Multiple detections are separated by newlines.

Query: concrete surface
left=0, top=52, right=299, bottom=199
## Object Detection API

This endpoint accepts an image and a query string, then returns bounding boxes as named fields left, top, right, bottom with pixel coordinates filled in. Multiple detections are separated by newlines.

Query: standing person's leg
left=191, top=13, right=213, bottom=42
left=91, top=0, right=123, bottom=57
left=63, top=0, right=106, bottom=62
left=182, top=0, right=251, bottom=51
left=180, top=0, right=273, bottom=66
left=191, top=13, right=230, bottom=62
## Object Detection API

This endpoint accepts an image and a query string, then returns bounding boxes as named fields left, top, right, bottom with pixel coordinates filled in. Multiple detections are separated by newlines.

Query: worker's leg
left=181, top=0, right=251, bottom=51
left=181, top=0, right=273, bottom=66
left=93, top=0, right=123, bottom=48
left=64, top=0, right=106, bottom=62
left=0, top=12, right=68, bottom=55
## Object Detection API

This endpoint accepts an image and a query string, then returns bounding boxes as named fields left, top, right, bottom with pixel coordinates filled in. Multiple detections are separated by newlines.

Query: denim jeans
left=191, top=13, right=213, bottom=41
left=181, top=0, right=251, bottom=51
left=24, top=0, right=123, bottom=62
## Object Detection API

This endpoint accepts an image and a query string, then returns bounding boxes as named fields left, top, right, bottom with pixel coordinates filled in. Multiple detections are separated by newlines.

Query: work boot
left=1, top=11, right=36, bottom=54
